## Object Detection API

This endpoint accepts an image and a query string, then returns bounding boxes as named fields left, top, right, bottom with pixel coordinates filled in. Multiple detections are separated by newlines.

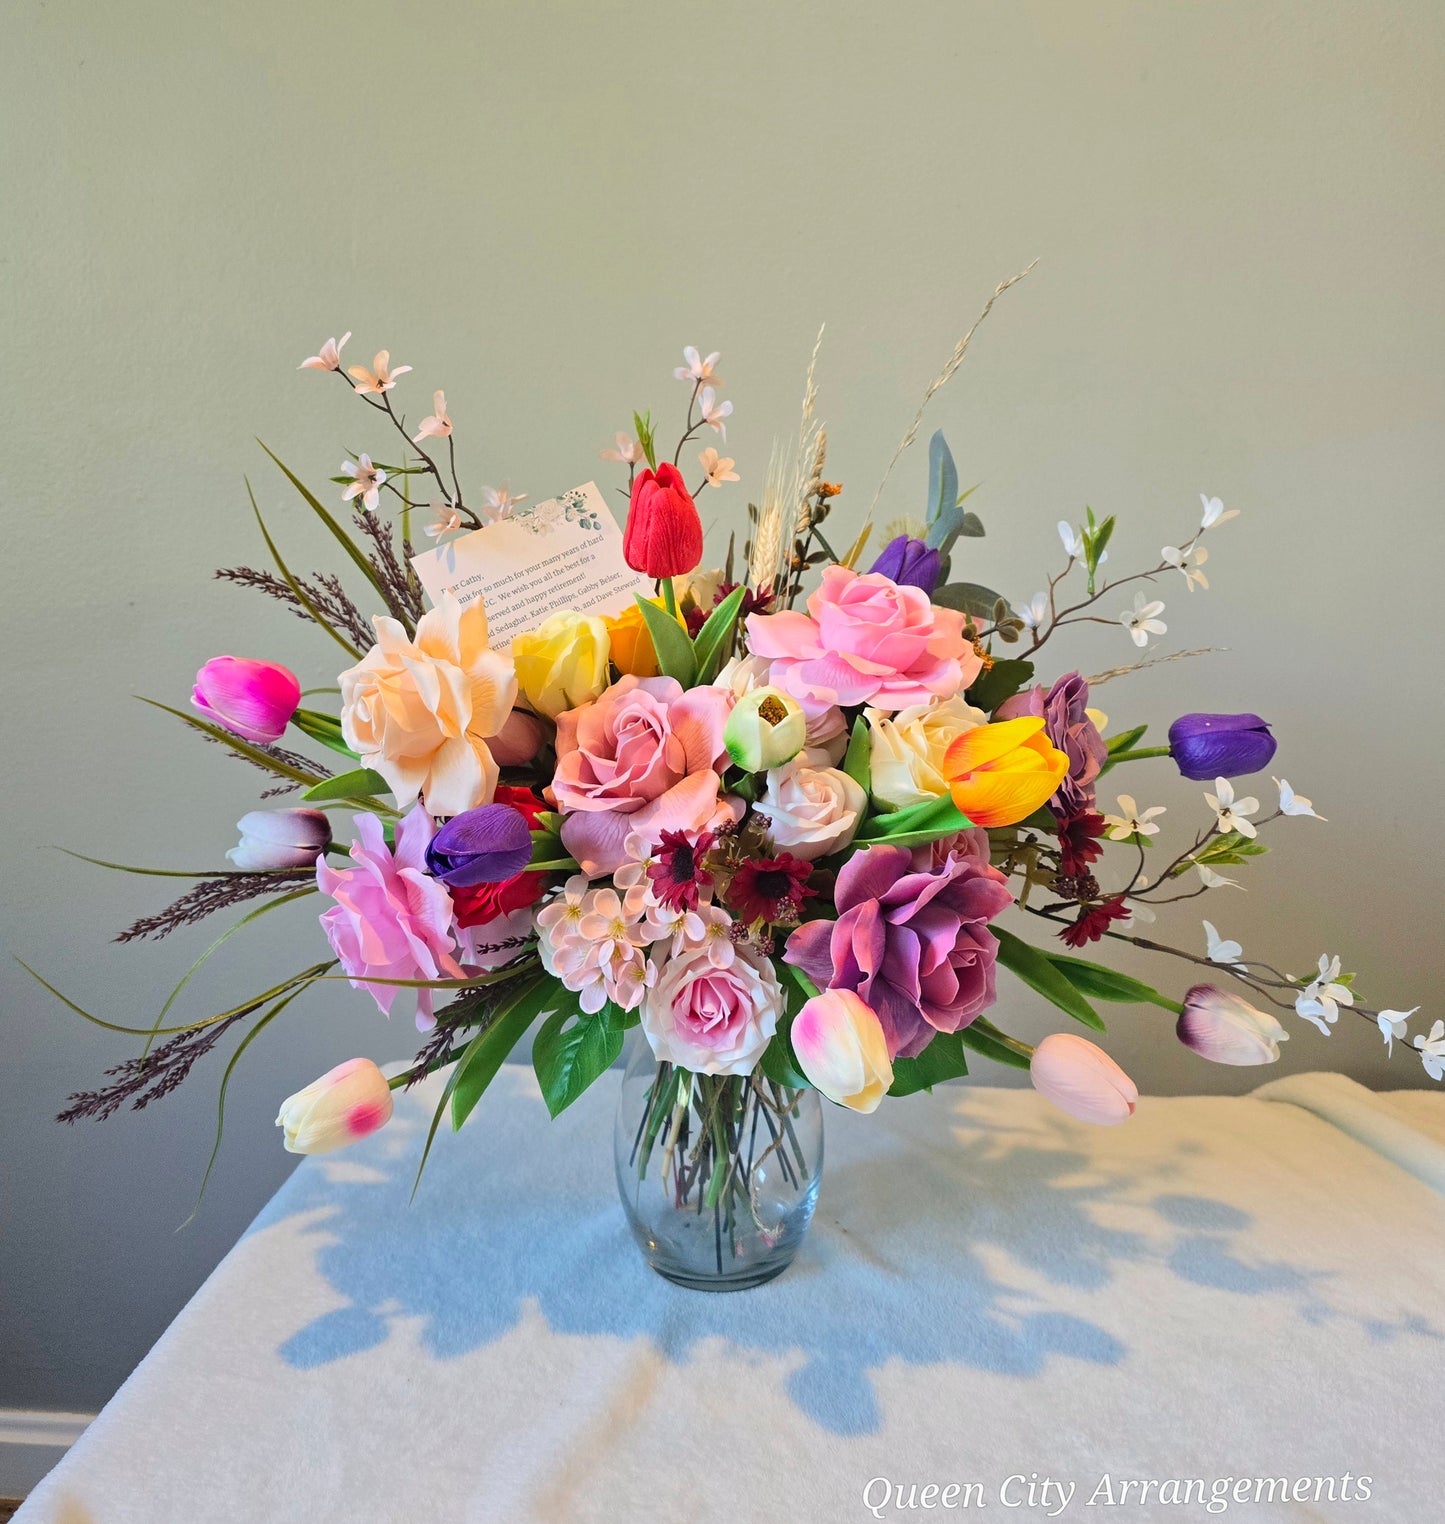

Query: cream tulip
left=275, top=1058, right=394, bottom=1155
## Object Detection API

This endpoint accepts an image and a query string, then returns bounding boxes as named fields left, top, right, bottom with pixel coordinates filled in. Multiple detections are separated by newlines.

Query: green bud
left=724, top=685, right=808, bottom=772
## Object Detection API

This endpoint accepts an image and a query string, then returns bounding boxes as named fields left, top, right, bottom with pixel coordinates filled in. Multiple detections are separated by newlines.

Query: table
left=17, top=1067, right=1445, bottom=1522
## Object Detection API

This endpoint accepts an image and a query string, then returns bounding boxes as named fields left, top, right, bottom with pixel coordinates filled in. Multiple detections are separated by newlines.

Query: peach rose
left=340, top=593, right=516, bottom=818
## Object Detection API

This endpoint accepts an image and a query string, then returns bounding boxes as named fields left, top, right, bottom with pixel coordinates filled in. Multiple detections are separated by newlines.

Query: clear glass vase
left=613, top=1032, right=823, bottom=1290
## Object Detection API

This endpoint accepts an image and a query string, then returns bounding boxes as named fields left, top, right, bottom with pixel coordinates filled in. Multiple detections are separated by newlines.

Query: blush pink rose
left=317, top=806, right=463, bottom=1032
left=746, top=565, right=982, bottom=713
left=552, top=674, right=740, bottom=876
left=640, top=941, right=783, bottom=1076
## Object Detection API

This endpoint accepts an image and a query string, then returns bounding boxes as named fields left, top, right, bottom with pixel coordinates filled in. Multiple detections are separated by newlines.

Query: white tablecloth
left=18, top=1068, right=1445, bottom=1523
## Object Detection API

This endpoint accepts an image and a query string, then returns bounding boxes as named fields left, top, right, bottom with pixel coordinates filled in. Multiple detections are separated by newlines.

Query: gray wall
left=3, top=1, right=1442, bottom=1411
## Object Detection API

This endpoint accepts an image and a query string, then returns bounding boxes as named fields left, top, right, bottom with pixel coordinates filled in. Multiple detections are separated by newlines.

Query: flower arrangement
left=37, top=286, right=1435, bottom=1282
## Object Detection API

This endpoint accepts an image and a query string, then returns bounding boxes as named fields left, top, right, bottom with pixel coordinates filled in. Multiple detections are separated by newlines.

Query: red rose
left=451, top=870, right=546, bottom=929
left=492, top=784, right=547, bottom=830
left=623, top=463, right=703, bottom=579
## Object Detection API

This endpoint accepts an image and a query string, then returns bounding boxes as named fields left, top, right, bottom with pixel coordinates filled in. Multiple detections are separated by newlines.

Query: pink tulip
left=192, top=656, right=301, bottom=744
left=792, top=990, right=894, bottom=1113
left=275, top=1057, right=393, bottom=1155
left=1177, top=984, right=1289, bottom=1065
left=1030, top=1032, right=1138, bottom=1125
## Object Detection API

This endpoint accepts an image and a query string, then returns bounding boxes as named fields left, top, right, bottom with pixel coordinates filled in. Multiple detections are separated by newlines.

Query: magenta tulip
left=192, top=656, right=301, bottom=744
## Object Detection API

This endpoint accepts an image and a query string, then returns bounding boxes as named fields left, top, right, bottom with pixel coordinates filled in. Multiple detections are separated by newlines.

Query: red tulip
left=623, top=463, right=703, bottom=579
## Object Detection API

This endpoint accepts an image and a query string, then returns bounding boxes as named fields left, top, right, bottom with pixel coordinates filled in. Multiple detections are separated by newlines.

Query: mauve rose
left=551, top=674, right=739, bottom=876
left=785, top=842, right=1014, bottom=1060
left=998, top=671, right=1106, bottom=817
left=747, top=565, right=981, bottom=713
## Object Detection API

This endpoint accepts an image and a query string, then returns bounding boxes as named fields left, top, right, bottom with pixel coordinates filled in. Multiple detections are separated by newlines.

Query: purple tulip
left=424, top=803, right=533, bottom=887
left=227, top=808, right=331, bottom=871
left=1168, top=713, right=1276, bottom=781
left=868, top=535, right=943, bottom=596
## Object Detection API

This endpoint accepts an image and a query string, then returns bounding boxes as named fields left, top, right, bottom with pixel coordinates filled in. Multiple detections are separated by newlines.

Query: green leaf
left=931, top=581, right=1013, bottom=621
left=958, top=1020, right=1033, bottom=1070
left=257, top=441, right=393, bottom=606
left=137, top=696, right=325, bottom=789
left=1047, top=953, right=1181, bottom=1013
left=994, top=926, right=1106, bottom=1031
left=842, top=715, right=871, bottom=792
left=888, top=1032, right=968, bottom=1096
left=1106, top=723, right=1149, bottom=756
left=691, top=584, right=747, bottom=683
left=245, top=481, right=366, bottom=661
left=1184, top=831, right=1271, bottom=871
left=956, top=510, right=985, bottom=538
left=290, top=708, right=361, bottom=760
left=1087, top=514, right=1116, bottom=575
left=632, top=410, right=657, bottom=471
left=760, top=966, right=812, bottom=1090
left=301, top=767, right=391, bottom=803
left=531, top=998, right=627, bottom=1120
left=449, top=976, right=555, bottom=1131
left=966, top=658, right=1035, bottom=714
left=635, top=595, right=696, bottom=685
left=856, top=792, right=973, bottom=847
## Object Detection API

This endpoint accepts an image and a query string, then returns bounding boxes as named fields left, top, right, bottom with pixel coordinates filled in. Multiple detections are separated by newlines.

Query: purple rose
left=1168, top=713, right=1276, bottom=781
left=785, top=843, right=1014, bottom=1060
left=998, top=671, right=1106, bottom=817
left=424, top=803, right=533, bottom=888
left=868, top=535, right=943, bottom=596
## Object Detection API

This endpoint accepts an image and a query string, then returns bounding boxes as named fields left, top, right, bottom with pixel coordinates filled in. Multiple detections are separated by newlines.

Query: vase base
left=646, top=1254, right=796, bottom=1293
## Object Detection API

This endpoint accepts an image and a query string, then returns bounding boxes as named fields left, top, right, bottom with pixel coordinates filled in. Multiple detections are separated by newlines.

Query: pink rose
left=754, top=760, right=867, bottom=861
left=552, top=675, right=739, bottom=876
left=640, top=941, right=783, bottom=1076
left=317, top=806, right=463, bottom=1032
left=746, top=565, right=982, bottom=713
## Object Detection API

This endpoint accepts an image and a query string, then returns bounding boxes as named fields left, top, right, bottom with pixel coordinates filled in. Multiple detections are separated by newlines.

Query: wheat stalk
left=857, top=261, right=1038, bottom=551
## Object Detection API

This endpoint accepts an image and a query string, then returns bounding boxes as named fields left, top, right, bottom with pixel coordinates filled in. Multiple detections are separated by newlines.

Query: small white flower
left=1194, top=862, right=1244, bottom=890
left=1294, top=953, right=1354, bottom=1035
left=1414, top=1020, right=1445, bottom=1081
left=1275, top=777, right=1325, bottom=820
left=1117, top=899, right=1155, bottom=929
left=481, top=483, right=527, bottom=521
left=1121, top=593, right=1167, bottom=648
left=1059, top=521, right=1085, bottom=560
left=674, top=346, right=723, bottom=387
left=340, top=453, right=386, bottom=513
left=1376, top=1007, right=1417, bottom=1055
left=424, top=499, right=462, bottom=539
left=1205, top=777, right=1259, bottom=839
left=1102, top=794, right=1166, bottom=841
left=600, top=432, right=645, bottom=465
left=1018, top=591, right=1049, bottom=632
left=697, top=386, right=733, bottom=440
left=1161, top=543, right=1209, bottom=591
left=1199, top=493, right=1240, bottom=530
left=1203, top=920, right=1245, bottom=968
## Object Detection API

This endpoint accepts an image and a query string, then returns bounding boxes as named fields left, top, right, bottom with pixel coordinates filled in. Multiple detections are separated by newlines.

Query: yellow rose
left=867, top=694, right=989, bottom=812
left=604, top=598, right=687, bottom=678
left=339, top=593, right=516, bottom=817
left=512, top=611, right=611, bottom=717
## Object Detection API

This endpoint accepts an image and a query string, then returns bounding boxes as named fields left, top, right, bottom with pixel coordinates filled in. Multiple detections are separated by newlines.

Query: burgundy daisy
left=647, top=829, right=716, bottom=912
left=728, top=853, right=815, bottom=925
left=1058, top=896, right=1131, bottom=948
left=1056, top=810, right=1107, bottom=877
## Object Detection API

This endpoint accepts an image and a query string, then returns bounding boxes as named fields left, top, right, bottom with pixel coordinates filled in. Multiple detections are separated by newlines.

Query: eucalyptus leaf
left=965, top=658, right=1035, bottom=714
left=926, top=430, right=959, bottom=528
left=931, top=581, right=1014, bottom=621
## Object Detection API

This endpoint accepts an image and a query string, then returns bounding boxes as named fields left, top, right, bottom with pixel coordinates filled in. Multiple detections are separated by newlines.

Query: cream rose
left=754, top=759, right=866, bottom=861
left=340, top=592, right=516, bottom=818
left=512, top=611, right=610, bottom=718
left=867, top=693, right=988, bottom=812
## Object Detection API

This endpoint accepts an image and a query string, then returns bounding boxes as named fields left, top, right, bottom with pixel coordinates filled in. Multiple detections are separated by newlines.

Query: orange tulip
left=604, top=599, right=686, bottom=678
left=942, top=716, right=1069, bottom=828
